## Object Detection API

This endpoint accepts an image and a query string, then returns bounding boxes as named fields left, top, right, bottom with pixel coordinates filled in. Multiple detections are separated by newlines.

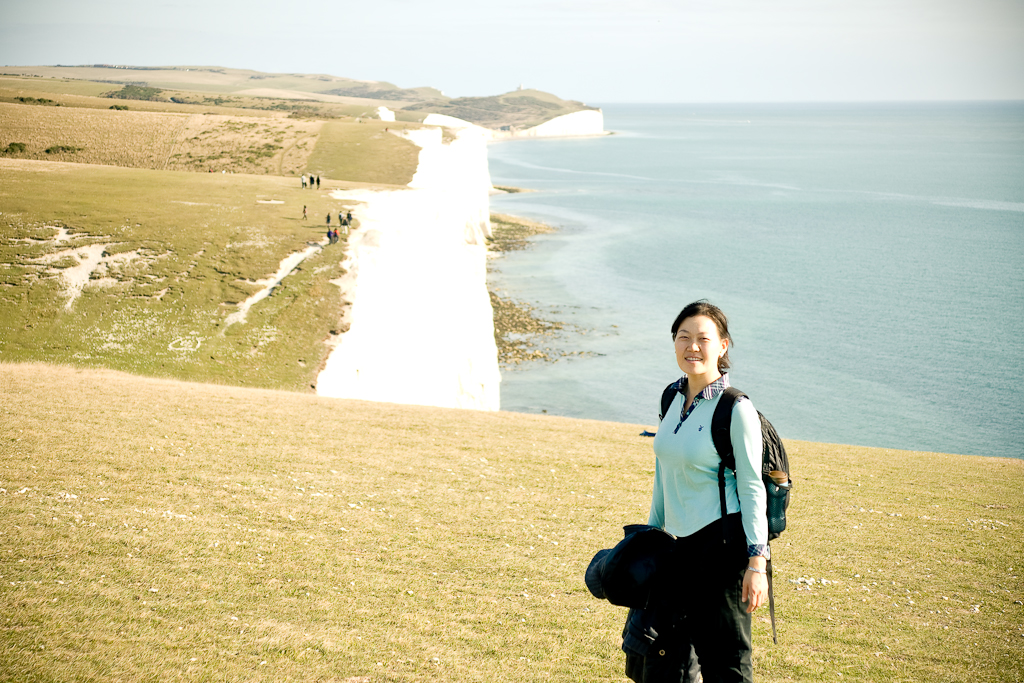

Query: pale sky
left=2, top=0, right=1022, bottom=103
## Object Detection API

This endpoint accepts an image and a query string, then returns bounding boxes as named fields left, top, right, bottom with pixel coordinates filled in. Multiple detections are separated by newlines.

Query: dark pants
left=640, top=514, right=753, bottom=683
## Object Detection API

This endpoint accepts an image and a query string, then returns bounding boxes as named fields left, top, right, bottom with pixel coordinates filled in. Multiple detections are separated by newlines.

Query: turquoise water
left=487, top=103, right=1024, bottom=460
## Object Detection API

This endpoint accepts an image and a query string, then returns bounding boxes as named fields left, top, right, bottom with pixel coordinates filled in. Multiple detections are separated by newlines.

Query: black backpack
left=659, top=383, right=792, bottom=643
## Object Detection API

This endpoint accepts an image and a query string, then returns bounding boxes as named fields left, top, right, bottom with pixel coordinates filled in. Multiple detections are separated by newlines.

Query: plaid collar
left=671, top=373, right=730, bottom=433
left=671, top=373, right=730, bottom=402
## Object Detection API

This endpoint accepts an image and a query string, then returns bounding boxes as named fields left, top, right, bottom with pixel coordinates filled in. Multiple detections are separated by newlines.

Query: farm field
left=0, top=74, right=414, bottom=119
left=0, top=102, right=185, bottom=168
left=0, top=100, right=422, bottom=178
left=1, top=66, right=594, bottom=130
left=0, top=66, right=429, bottom=104
left=1, top=362, right=1022, bottom=682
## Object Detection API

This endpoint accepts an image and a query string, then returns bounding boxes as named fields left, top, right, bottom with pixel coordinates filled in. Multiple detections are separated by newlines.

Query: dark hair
left=670, top=300, right=732, bottom=372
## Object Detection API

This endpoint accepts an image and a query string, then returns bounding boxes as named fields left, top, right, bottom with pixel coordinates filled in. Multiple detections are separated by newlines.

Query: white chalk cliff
left=315, top=126, right=500, bottom=410
left=501, top=109, right=606, bottom=139
left=512, top=109, right=607, bottom=138
left=314, top=107, right=604, bottom=411
left=423, top=110, right=607, bottom=139
left=422, top=113, right=488, bottom=133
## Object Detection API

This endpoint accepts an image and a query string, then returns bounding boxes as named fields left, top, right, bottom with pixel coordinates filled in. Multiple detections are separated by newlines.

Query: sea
left=487, top=102, right=1024, bottom=460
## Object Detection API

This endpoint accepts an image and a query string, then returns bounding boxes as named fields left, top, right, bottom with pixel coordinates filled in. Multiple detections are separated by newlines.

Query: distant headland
left=0, top=64, right=606, bottom=137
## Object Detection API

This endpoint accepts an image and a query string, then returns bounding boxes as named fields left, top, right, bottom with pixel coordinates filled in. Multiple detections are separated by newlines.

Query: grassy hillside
left=0, top=75, right=399, bottom=119
left=0, top=102, right=325, bottom=175
left=0, top=159, right=385, bottom=392
left=2, top=68, right=595, bottom=130
left=305, top=120, right=421, bottom=186
left=1, top=362, right=1022, bottom=682
left=0, top=66, right=425, bottom=103
left=0, top=81, right=424, bottom=179
left=403, top=89, right=598, bottom=129
left=0, top=73, right=418, bottom=400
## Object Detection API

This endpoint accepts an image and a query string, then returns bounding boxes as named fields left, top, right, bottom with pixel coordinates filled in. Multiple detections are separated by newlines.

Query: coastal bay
left=488, top=102, right=1024, bottom=459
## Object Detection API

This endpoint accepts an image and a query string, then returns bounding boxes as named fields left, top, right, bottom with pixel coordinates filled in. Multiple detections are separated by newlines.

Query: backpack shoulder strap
left=710, top=386, right=744, bottom=470
left=712, top=386, right=782, bottom=644
left=658, top=380, right=682, bottom=423
left=711, top=386, right=744, bottom=545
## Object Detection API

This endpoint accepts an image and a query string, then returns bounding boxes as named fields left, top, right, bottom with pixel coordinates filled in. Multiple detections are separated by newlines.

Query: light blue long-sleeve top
left=648, top=374, right=768, bottom=556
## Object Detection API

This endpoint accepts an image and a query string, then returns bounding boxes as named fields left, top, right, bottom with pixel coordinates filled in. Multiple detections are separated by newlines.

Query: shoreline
left=486, top=213, right=586, bottom=367
left=313, top=113, right=608, bottom=412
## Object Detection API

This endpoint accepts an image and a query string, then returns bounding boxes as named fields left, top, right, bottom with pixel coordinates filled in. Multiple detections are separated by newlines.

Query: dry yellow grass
left=0, top=102, right=183, bottom=168
left=2, top=362, right=1023, bottom=683
left=0, top=78, right=289, bottom=118
left=0, top=76, right=424, bottom=183
left=166, top=114, right=322, bottom=175
left=0, top=103, right=327, bottom=176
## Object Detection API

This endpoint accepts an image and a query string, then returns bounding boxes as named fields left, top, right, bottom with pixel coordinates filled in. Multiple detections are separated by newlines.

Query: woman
left=645, top=300, right=767, bottom=683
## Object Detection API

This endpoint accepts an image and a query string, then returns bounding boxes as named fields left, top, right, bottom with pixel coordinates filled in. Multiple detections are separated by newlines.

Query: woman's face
left=674, top=315, right=728, bottom=379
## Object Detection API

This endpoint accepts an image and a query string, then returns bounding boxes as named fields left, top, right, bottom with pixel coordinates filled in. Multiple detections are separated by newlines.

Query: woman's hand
left=742, top=559, right=769, bottom=613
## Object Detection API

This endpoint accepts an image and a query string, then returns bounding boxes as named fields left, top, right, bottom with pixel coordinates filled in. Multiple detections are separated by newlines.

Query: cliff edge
left=315, top=127, right=500, bottom=410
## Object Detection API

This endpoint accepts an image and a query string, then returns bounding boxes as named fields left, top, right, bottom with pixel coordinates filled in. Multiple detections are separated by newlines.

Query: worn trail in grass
left=1, top=363, right=1022, bottom=682
left=0, top=160, right=391, bottom=392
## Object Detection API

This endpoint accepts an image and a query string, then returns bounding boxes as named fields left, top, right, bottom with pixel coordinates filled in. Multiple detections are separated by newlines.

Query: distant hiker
left=326, top=213, right=331, bottom=226
left=301, top=174, right=307, bottom=189
left=326, top=228, right=333, bottom=243
left=316, top=175, right=321, bottom=189
left=346, top=210, right=352, bottom=224
left=302, top=205, right=308, bottom=220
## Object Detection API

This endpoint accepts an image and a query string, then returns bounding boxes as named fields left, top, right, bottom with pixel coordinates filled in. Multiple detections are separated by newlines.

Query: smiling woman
left=634, top=300, right=767, bottom=683
left=672, top=303, right=731, bottom=384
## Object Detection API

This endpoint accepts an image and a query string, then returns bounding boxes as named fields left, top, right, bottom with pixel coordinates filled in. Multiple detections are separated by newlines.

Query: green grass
left=402, top=89, right=594, bottom=129
left=306, top=121, right=421, bottom=185
left=103, top=85, right=164, bottom=101
left=0, top=160, right=370, bottom=392
left=1, top=362, right=1022, bottom=682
